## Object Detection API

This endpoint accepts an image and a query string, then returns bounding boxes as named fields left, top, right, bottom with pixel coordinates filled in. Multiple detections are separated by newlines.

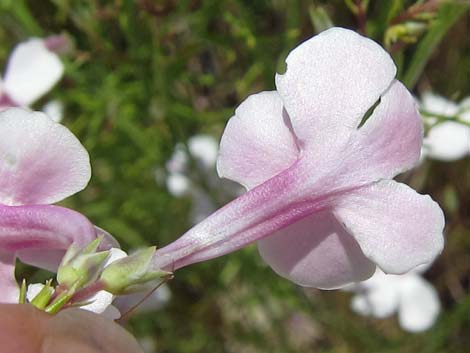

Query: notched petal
left=275, top=27, right=396, bottom=146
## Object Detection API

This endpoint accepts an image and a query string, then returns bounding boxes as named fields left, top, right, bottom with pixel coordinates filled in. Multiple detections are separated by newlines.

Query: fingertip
left=0, top=304, right=50, bottom=353
left=46, top=308, right=143, bottom=353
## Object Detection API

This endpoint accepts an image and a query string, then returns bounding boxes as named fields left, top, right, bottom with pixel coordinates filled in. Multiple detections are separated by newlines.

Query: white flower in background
left=420, top=92, right=470, bottom=161
left=188, top=134, right=219, bottom=168
left=0, top=37, right=64, bottom=111
left=347, top=266, right=440, bottom=332
left=165, top=144, right=190, bottom=196
left=163, top=134, right=243, bottom=224
left=42, top=100, right=64, bottom=123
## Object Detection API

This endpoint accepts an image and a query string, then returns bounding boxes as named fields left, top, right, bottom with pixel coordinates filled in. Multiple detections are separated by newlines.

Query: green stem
left=18, top=279, right=27, bottom=304
left=420, top=110, right=470, bottom=127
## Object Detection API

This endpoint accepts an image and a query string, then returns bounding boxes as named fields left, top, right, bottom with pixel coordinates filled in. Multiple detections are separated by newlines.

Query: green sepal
left=30, top=280, right=54, bottom=310
left=45, top=280, right=80, bottom=314
left=59, top=238, right=103, bottom=269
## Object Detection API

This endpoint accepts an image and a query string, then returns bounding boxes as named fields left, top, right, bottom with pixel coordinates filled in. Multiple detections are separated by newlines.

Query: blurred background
left=1, top=0, right=468, bottom=352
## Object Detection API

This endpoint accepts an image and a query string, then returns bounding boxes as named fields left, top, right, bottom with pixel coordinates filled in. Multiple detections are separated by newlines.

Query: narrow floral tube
left=153, top=158, right=339, bottom=270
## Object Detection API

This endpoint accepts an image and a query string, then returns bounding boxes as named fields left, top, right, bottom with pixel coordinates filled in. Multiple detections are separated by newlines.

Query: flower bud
left=57, top=239, right=110, bottom=288
left=100, top=246, right=171, bottom=295
left=385, top=22, right=427, bottom=47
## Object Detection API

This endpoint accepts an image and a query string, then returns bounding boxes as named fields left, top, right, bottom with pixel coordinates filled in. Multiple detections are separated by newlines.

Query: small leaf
left=45, top=281, right=80, bottom=315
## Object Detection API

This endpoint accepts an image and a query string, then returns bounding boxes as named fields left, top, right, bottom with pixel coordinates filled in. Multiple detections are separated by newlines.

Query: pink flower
left=0, top=108, right=115, bottom=303
left=0, top=36, right=64, bottom=109
left=152, top=28, right=445, bottom=289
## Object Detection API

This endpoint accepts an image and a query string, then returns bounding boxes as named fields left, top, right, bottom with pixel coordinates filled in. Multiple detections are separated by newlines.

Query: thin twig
left=391, top=0, right=440, bottom=24
left=355, top=0, right=367, bottom=34
left=117, top=274, right=174, bottom=324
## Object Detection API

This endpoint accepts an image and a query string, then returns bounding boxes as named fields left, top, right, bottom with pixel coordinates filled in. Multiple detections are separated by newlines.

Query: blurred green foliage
left=0, top=0, right=469, bottom=352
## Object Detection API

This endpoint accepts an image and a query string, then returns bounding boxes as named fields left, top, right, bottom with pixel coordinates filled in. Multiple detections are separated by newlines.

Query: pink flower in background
left=0, top=108, right=115, bottom=303
left=152, top=27, right=445, bottom=289
left=0, top=36, right=64, bottom=111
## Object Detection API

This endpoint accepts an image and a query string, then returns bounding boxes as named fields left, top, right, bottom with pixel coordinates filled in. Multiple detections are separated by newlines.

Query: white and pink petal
left=343, top=80, right=423, bottom=183
left=0, top=108, right=91, bottom=206
left=333, top=180, right=445, bottom=275
left=275, top=27, right=396, bottom=150
left=258, top=211, right=375, bottom=289
left=217, top=91, right=299, bottom=189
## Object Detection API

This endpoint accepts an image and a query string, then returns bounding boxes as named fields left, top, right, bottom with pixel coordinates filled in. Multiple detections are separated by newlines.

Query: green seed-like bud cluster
left=19, top=239, right=172, bottom=315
